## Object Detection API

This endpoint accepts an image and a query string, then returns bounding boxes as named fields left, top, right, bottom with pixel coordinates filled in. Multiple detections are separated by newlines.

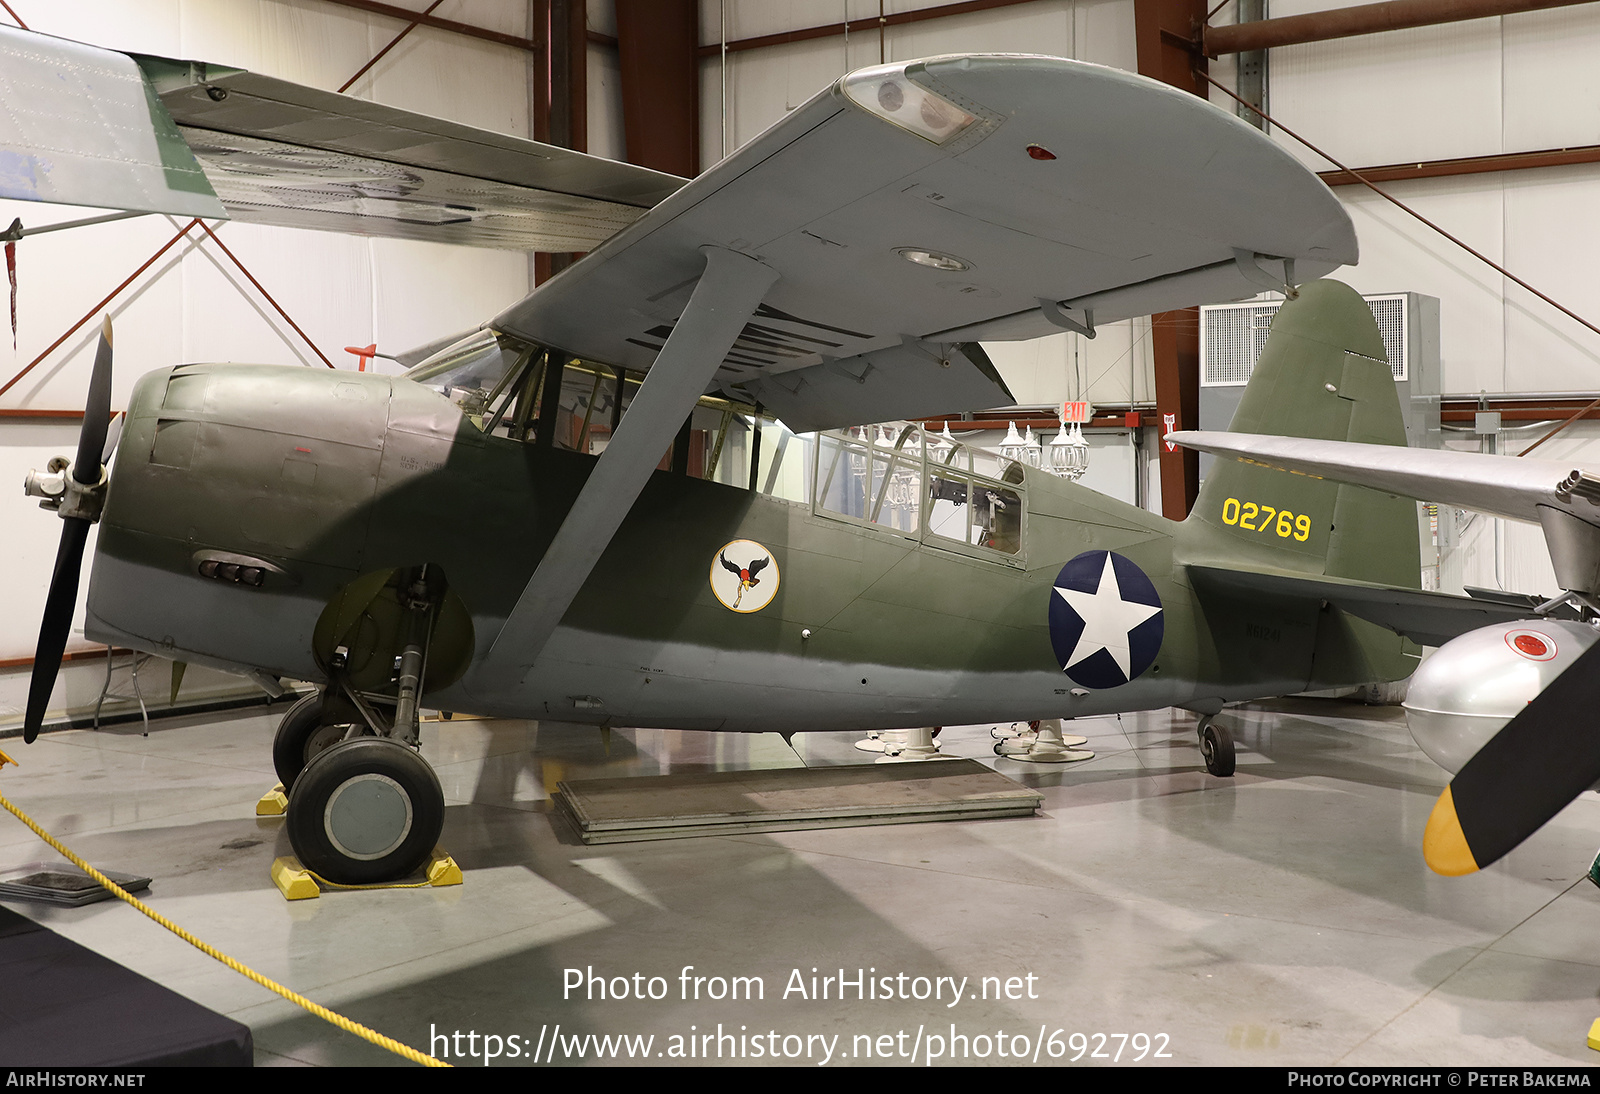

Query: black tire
left=1201, top=721, right=1236, bottom=778
left=286, top=737, right=444, bottom=884
left=272, top=692, right=358, bottom=790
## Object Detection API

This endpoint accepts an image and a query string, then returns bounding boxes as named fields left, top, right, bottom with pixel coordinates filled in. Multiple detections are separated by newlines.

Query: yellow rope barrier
left=0, top=783, right=449, bottom=1067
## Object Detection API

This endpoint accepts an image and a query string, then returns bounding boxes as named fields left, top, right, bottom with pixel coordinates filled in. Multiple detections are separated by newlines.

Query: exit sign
left=1060, top=401, right=1091, bottom=423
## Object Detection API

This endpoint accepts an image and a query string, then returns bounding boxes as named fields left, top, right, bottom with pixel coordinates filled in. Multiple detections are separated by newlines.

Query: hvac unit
left=1199, top=292, right=1440, bottom=450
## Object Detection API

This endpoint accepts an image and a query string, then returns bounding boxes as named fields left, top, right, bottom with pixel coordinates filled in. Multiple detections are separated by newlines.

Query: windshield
left=404, top=328, right=531, bottom=417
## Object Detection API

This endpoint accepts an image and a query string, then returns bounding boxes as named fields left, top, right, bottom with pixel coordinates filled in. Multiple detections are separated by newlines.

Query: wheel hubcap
left=324, top=773, right=414, bottom=861
left=304, top=723, right=349, bottom=766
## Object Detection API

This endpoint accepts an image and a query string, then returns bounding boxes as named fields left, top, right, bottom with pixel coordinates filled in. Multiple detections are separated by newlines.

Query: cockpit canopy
left=406, top=329, right=1025, bottom=564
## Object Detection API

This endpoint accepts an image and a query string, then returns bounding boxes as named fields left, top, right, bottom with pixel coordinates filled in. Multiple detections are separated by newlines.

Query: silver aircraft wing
left=1168, top=430, right=1598, bottom=525
left=492, top=54, right=1359, bottom=431
left=2, top=26, right=1360, bottom=433
left=0, top=28, right=225, bottom=219
left=0, top=25, right=686, bottom=250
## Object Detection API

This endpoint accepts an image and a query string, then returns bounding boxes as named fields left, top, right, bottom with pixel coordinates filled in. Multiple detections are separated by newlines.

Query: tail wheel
left=271, top=692, right=364, bottom=790
left=286, top=737, right=444, bottom=884
left=1200, top=720, right=1236, bottom=778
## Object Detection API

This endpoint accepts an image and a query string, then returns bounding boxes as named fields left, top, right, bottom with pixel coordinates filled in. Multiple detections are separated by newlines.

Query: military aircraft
left=5, top=30, right=1526, bottom=885
left=1175, top=409, right=1600, bottom=879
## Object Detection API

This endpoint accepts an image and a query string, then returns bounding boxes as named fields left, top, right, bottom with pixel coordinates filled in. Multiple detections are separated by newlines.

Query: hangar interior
left=3, top=0, right=1600, bottom=1068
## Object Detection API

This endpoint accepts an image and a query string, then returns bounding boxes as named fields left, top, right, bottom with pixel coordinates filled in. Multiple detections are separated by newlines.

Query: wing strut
left=475, top=246, right=779, bottom=683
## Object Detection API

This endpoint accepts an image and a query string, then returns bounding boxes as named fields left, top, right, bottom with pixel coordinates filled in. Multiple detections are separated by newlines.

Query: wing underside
left=142, top=59, right=687, bottom=252
left=494, top=55, right=1359, bottom=428
left=0, top=26, right=686, bottom=250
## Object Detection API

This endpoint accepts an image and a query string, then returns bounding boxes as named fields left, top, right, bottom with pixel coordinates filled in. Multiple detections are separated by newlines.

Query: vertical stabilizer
left=1188, top=280, right=1419, bottom=590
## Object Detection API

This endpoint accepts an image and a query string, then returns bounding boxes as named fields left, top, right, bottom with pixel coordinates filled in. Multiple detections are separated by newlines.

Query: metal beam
left=616, top=0, right=699, bottom=177
left=476, top=247, right=779, bottom=683
left=534, top=0, right=588, bottom=284
left=338, top=0, right=445, bottom=93
left=1319, top=144, right=1600, bottom=185
left=311, top=0, right=542, bottom=54
left=693, top=0, right=1049, bottom=58
left=1205, top=0, right=1598, bottom=56
left=1136, top=0, right=1208, bottom=520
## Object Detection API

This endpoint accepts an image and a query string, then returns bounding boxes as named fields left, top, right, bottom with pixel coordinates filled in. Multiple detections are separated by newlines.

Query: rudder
left=1188, top=279, right=1419, bottom=590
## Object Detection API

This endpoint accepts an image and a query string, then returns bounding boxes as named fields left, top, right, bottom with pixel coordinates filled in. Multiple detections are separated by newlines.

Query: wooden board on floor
left=554, top=757, right=1041, bottom=843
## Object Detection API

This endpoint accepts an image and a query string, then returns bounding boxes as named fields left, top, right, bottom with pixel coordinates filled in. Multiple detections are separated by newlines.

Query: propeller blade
left=25, top=318, right=114, bottom=744
left=74, top=317, right=112, bottom=483
left=24, top=518, right=91, bottom=743
left=101, top=412, right=124, bottom=464
left=1424, top=637, right=1600, bottom=875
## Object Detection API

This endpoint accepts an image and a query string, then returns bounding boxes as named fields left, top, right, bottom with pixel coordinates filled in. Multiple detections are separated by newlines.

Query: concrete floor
left=1, top=698, right=1599, bottom=1068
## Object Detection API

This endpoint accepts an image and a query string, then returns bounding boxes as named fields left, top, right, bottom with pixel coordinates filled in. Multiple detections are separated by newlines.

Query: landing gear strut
left=272, top=692, right=366, bottom=790
left=1197, top=715, right=1235, bottom=778
left=283, top=565, right=454, bottom=883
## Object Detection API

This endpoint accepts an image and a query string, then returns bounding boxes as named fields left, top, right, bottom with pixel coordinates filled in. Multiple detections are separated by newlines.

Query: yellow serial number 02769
left=1221, top=498, right=1311, bottom=541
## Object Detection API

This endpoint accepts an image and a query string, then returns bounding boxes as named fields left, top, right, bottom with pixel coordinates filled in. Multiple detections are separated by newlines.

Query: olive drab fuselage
left=87, top=314, right=1416, bottom=735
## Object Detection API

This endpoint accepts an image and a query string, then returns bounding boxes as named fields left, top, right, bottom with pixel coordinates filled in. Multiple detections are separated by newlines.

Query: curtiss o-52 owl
left=9, top=32, right=1560, bottom=886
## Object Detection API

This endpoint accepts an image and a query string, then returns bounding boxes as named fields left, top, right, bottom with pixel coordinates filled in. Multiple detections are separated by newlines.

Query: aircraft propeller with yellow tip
left=1423, top=638, right=1600, bottom=875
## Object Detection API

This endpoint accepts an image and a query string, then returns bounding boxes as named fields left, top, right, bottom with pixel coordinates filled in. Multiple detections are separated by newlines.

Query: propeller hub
left=24, top=459, right=107, bottom=522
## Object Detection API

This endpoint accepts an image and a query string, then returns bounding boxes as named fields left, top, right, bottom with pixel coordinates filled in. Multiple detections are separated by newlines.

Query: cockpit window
left=812, top=423, right=1025, bottom=563
left=404, top=329, right=532, bottom=417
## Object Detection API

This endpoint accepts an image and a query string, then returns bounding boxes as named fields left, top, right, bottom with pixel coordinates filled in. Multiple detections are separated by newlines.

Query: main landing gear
left=285, top=735, right=444, bottom=885
left=275, top=565, right=458, bottom=884
left=1196, top=714, right=1235, bottom=778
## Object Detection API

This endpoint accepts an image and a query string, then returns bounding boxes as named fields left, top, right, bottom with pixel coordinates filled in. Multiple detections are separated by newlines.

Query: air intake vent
left=1201, top=293, right=1410, bottom=386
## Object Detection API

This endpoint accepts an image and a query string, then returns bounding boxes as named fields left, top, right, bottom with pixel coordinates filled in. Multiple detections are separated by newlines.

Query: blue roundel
left=1048, top=550, right=1164, bottom=689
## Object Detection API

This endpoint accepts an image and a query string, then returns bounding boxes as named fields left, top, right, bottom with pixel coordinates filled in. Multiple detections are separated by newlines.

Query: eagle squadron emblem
left=709, top=539, right=780, bottom=613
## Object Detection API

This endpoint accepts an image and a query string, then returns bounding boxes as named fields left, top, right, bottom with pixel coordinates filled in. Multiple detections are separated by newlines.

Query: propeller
left=1423, top=636, right=1600, bottom=875
left=22, top=318, right=117, bottom=744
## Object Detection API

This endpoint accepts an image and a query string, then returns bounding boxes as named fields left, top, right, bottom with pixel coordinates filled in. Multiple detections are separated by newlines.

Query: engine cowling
left=1403, top=620, right=1599, bottom=773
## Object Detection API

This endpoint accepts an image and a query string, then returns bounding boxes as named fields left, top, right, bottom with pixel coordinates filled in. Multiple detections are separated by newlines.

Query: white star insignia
left=1054, top=554, right=1161, bottom=679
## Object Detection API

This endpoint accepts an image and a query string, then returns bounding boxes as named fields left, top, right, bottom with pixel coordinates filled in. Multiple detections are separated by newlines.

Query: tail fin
left=1188, top=279, right=1420, bottom=590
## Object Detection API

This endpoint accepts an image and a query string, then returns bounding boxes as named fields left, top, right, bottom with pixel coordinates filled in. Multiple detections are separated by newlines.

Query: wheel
left=272, top=692, right=360, bottom=790
left=286, top=737, right=444, bottom=884
left=1200, top=721, right=1236, bottom=778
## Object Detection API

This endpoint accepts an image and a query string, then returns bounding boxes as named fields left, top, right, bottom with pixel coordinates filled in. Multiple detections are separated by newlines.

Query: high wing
left=1168, top=430, right=1599, bottom=526
left=0, top=25, right=685, bottom=250
left=1, top=31, right=1357, bottom=433
left=494, top=55, right=1358, bottom=431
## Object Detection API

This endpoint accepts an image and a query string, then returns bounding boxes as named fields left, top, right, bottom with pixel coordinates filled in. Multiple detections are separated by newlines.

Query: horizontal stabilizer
left=1187, top=564, right=1558, bottom=647
left=1171, top=430, right=1581, bottom=525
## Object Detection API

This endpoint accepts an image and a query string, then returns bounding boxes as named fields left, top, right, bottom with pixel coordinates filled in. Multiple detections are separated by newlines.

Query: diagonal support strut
left=475, top=246, right=779, bottom=683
